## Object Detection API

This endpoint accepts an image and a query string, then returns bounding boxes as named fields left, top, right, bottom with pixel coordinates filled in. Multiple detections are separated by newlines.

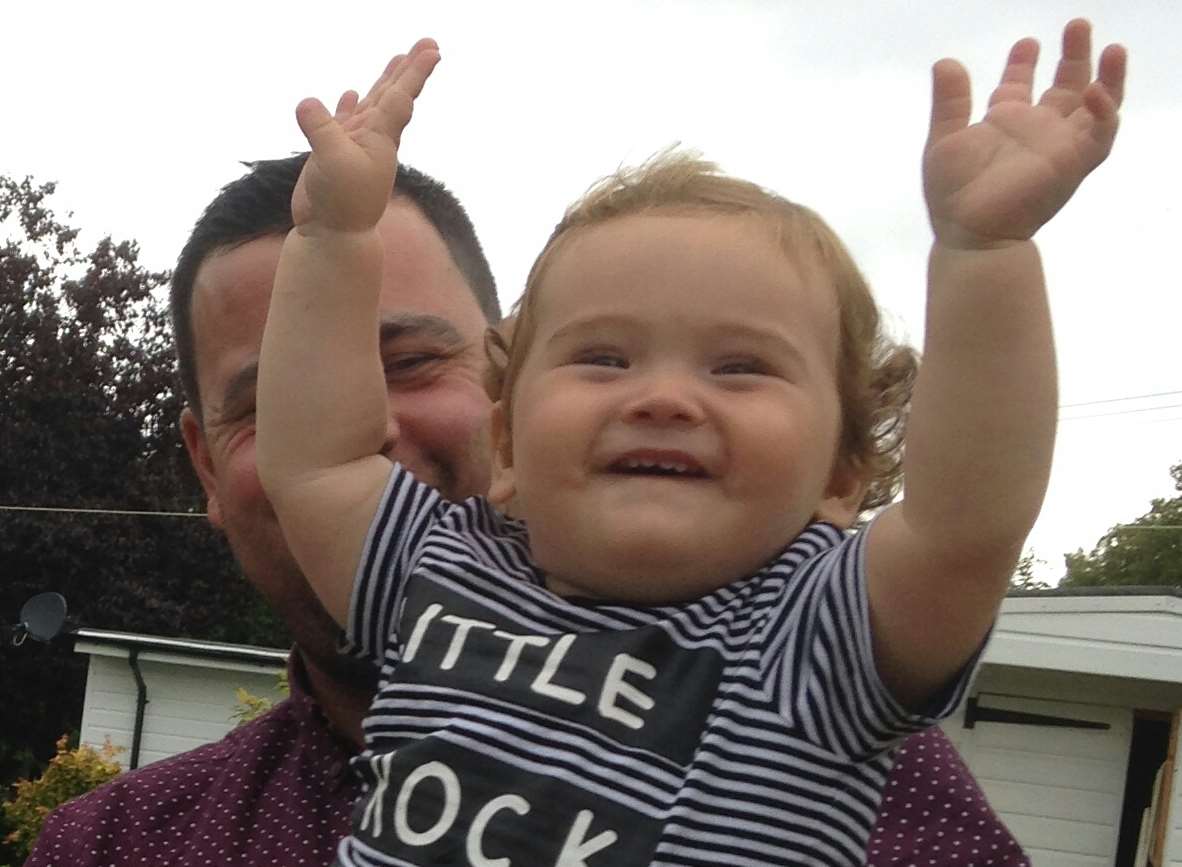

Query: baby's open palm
left=924, top=20, right=1125, bottom=248
left=290, top=39, right=441, bottom=233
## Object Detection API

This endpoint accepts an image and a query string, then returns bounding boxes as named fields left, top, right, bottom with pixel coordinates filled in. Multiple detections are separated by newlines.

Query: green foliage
left=1063, top=462, right=1182, bottom=588
left=230, top=670, right=291, bottom=727
left=1, top=176, right=289, bottom=793
left=230, top=688, right=276, bottom=727
left=1010, top=552, right=1051, bottom=591
left=0, top=736, right=123, bottom=862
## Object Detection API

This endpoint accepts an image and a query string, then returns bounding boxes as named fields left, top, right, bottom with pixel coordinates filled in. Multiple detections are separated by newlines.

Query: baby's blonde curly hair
left=487, top=150, right=918, bottom=514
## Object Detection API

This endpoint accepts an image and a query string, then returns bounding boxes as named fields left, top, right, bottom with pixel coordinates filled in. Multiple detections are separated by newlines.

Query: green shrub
left=230, top=688, right=275, bottom=726
left=230, top=670, right=290, bottom=727
left=1, top=735, right=122, bottom=861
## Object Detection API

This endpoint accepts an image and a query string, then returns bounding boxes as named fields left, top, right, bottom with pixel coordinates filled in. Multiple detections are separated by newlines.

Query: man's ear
left=814, top=455, right=869, bottom=529
left=487, top=401, right=516, bottom=508
left=180, top=407, right=224, bottom=529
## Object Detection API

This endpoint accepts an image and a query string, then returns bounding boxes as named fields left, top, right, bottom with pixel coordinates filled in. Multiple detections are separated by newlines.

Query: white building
left=72, top=630, right=287, bottom=770
left=72, top=588, right=1182, bottom=867
left=944, top=589, right=1182, bottom=867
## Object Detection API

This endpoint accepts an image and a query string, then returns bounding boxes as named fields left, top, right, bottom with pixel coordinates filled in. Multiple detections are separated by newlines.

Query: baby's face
left=491, top=212, right=862, bottom=603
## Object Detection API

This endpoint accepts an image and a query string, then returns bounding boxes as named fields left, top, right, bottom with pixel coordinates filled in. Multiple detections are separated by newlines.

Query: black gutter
left=127, top=647, right=148, bottom=770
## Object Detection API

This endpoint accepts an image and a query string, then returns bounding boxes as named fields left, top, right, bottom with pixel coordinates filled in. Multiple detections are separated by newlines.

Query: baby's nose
left=624, top=377, right=704, bottom=425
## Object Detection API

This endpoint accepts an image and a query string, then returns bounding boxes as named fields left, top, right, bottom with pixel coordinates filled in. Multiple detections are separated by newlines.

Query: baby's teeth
left=620, top=458, right=693, bottom=473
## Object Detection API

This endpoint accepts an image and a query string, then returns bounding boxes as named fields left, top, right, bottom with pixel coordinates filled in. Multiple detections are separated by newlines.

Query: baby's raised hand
left=290, top=39, right=440, bottom=233
left=923, top=19, right=1125, bottom=249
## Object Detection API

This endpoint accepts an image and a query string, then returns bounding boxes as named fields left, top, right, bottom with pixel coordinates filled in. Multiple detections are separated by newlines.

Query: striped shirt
left=338, top=464, right=975, bottom=867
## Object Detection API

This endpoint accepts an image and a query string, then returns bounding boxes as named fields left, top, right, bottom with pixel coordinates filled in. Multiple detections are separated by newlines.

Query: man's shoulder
left=871, top=726, right=1032, bottom=866
left=27, top=698, right=319, bottom=865
left=49, top=698, right=299, bottom=814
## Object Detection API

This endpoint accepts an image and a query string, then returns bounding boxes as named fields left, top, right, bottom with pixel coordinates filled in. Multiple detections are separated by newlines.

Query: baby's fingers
left=989, top=37, right=1039, bottom=108
left=371, top=46, right=440, bottom=146
left=1078, top=81, right=1121, bottom=160
left=1072, top=43, right=1125, bottom=166
left=295, top=97, right=353, bottom=161
left=1039, top=19, right=1092, bottom=115
left=927, top=58, right=972, bottom=145
left=357, top=39, right=439, bottom=116
left=356, top=54, right=406, bottom=116
left=382, top=39, right=439, bottom=103
left=334, top=90, right=359, bottom=123
left=1096, top=42, right=1127, bottom=110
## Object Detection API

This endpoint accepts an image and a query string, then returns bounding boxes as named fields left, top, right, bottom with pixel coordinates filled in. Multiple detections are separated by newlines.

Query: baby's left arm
left=866, top=19, right=1126, bottom=707
left=256, top=42, right=441, bottom=627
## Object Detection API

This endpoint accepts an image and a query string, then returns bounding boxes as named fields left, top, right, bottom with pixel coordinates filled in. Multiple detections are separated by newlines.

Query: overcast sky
left=6, top=0, right=1181, bottom=581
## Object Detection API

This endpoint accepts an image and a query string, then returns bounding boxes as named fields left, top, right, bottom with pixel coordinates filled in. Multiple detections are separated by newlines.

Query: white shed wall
left=79, top=653, right=286, bottom=770
left=944, top=695, right=1131, bottom=867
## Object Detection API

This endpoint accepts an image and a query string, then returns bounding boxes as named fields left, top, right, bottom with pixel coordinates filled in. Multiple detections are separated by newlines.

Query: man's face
left=181, top=198, right=493, bottom=675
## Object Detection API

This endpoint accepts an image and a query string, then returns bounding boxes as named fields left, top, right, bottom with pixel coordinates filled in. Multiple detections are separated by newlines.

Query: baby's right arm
left=255, top=40, right=441, bottom=627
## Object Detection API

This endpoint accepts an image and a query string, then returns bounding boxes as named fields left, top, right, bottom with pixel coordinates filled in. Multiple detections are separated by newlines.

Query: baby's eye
left=713, top=358, right=769, bottom=376
left=572, top=351, right=629, bottom=369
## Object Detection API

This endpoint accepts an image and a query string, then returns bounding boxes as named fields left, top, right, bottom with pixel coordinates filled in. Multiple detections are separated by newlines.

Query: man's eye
left=222, top=414, right=256, bottom=450
left=384, top=353, right=442, bottom=376
left=221, top=405, right=256, bottom=426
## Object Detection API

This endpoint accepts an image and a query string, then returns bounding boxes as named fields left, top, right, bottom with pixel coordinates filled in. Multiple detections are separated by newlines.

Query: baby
left=256, top=23, right=1125, bottom=867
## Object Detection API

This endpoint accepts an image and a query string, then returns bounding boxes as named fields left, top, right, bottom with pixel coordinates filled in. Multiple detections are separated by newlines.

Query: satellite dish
left=17, top=592, right=69, bottom=643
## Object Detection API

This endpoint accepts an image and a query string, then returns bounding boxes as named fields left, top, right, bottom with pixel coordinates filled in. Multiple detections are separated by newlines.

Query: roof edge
left=1008, top=585, right=1182, bottom=599
left=72, top=628, right=289, bottom=666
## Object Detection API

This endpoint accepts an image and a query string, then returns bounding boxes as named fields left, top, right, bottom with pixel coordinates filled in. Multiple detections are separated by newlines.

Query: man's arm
left=867, top=20, right=1126, bottom=707
left=255, top=40, right=441, bottom=626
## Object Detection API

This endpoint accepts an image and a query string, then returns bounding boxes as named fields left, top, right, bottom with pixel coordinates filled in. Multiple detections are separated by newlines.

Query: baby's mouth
left=606, top=452, right=710, bottom=479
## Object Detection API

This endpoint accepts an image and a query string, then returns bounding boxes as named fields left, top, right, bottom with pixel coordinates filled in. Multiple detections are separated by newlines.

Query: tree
left=1062, top=462, right=1182, bottom=588
left=0, top=177, right=288, bottom=807
left=1010, top=552, right=1051, bottom=591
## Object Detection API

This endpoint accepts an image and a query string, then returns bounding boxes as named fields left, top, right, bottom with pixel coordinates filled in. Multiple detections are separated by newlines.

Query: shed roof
left=73, top=628, right=288, bottom=674
left=987, top=592, right=1182, bottom=683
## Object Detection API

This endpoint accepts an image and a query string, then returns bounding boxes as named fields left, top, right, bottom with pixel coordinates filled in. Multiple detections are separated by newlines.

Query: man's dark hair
left=171, top=153, right=500, bottom=421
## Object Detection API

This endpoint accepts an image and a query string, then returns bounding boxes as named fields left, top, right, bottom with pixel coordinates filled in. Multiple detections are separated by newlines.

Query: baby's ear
left=487, top=401, right=516, bottom=507
left=814, top=455, right=868, bottom=529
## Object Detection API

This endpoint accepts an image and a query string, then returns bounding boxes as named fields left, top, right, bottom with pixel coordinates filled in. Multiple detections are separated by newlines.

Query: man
left=27, top=154, right=1027, bottom=866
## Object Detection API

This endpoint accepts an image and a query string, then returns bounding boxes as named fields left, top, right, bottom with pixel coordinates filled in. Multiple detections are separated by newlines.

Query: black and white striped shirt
left=337, top=464, right=974, bottom=867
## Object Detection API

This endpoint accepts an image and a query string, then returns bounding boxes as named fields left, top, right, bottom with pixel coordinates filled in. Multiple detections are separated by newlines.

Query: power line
left=3, top=503, right=1179, bottom=536
left=0, top=504, right=206, bottom=519
left=1060, top=389, right=1182, bottom=409
left=1060, top=402, right=1182, bottom=421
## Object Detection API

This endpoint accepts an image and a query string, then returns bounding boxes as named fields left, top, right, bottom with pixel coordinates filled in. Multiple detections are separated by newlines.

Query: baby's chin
left=543, top=543, right=785, bottom=606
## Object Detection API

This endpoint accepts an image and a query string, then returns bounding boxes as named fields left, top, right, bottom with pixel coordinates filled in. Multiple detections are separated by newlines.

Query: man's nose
left=623, top=373, right=705, bottom=425
left=378, top=414, right=401, bottom=459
